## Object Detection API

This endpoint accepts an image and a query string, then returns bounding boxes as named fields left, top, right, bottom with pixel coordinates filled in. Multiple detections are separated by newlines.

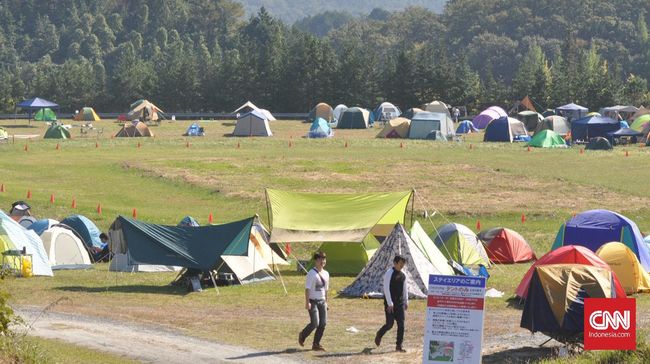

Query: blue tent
left=552, top=209, right=650, bottom=271
left=484, top=117, right=529, bottom=142
left=183, top=123, right=204, bottom=137
left=60, top=215, right=103, bottom=249
left=27, top=219, right=59, bottom=235
left=570, top=115, right=620, bottom=142
left=178, top=216, right=200, bottom=227
left=308, top=117, right=333, bottom=138
left=17, top=97, right=59, bottom=110
left=555, top=103, right=587, bottom=122
left=456, top=120, right=478, bottom=134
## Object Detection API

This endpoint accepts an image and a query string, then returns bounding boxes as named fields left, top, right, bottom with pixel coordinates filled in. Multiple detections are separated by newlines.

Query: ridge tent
left=570, top=115, right=619, bottom=142
left=27, top=219, right=60, bottom=236
left=35, top=108, right=57, bottom=121
left=478, top=227, right=536, bottom=264
left=332, top=104, right=348, bottom=121
left=517, top=111, right=543, bottom=131
left=233, top=110, right=273, bottom=137
left=432, top=223, right=490, bottom=267
left=630, top=114, right=650, bottom=132
left=520, top=264, right=624, bottom=341
left=408, top=111, right=454, bottom=140
left=409, top=221, right=455, bottom=275
left=472, top=106, right=507, bottom=129
left=40, top=226, right=92, bottom=270
left=374, top=102, right=401, bottom=122
left=337, top=107, right=371, bottom=129
left=596, top=242, right=650, bottom=294
left=60, top=215, right=103, bottom=250
left=552, top=209, right=650, bottom=271
left=535, top=115, right=570, bottom=135
left=0, top=210, right=53, bottom=276
left=307, top=117, right=333, bottom=138
left=308, top=103, right=334, bottom=123
left=484, top=116, right=528, bottom=142
left=515, top=245, right=623, bottom=299
left=555, top=103, right=588, bottom=122
left=340, top=223, right=448, bottom=298
left=402, top=108, right=423, bottom=120
left=44, top=123, right=71, bottom=139
left=128, top=99, right=163, bottom=122
left=115, top=121, right=153, bottom=137
left=376, top=117, right=410, bottom=138
left=233, top=101, right=276, bottom=121
left=585, top=137, right=612, bottom=150
left=74, top=107, right=100, bottom=122
left=528, top=130, right=566, bottom=148
left=456, top=120, right=478, bottom=134
left=183, top=123, right=204, bottom=137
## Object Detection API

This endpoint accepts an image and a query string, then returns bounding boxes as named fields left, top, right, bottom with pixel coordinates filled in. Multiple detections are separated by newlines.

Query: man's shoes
left=298, top=332, right=305, bottom=347
left=312, top=344, right=326, bottom=351
left=374, top=333, right=381, bottom=347
left=396, top=346, right=406, bottom=353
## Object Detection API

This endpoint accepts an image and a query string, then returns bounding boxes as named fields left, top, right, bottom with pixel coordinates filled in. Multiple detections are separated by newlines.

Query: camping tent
left=596, top=242, right=650, bottom=294
left=333, top=104, right=348, bottom=121
left=555, top=103, right=588, bottom=122
left=74, top=107, right=100, bottom=122
left=233, top=110, right=273, bottom=137
left=528, top=130, right=566, bottom=148
left=27, top=219, right=60, bottom=236
left=520, top=264, right=624, bottom=339
left=509, top=96, right=538, bottom=114
left=472, top=106, right=507, bottom=129
left=308, top=103, right=334, bottom=123
left=535, top=115, right=570, bottom=135
left=115, top=122, right=153, bottom=137
left=515, top=245, right=623, bottom=299
left=409, top=221, right=455, bottom=275
left=250, top=220, right=288, bottom=266
left=40, top=226, right=92, bottom=270
left=337, top=107, right=371, bottom=129
left=307, top=117, right=333, bottom=138
left=432, top=223, right=490, bottom=267
left=183, top=123, right=204, bottom=137
left=340, top=224, right=449, bottom=298
left=517, top=111, right=543, bottom=131
left=478, top=227, right=536, bottom=263
left=374, top=102, right=401, bottom=122
left=128, top=99, right=163, bottom=122
left=630, top=114, right=650, bottom=132
left=17, top=97, right=59, bottom=122
left=456, top=120, right=478, bottom=134
left=585, top=137, right=612, bottom=150
left=18, top=216, right=36, bottom=229
left=484, top=117, right=529, bottom=142
left=606, top=128, right=643, bottom=145
left=408, top=111, right=454, bottom=140
left=402, top=108, right=423, bottom=120
left=0, top=210, right=52, bottom=276
left=632, top=106, right=650, bottom=121
left=552, top=209, right=650, bottom=271
left=60, top=215, right=103, bottom=250
left=109, top=252, right=182, bottom=273
left=376, top=117, right=410, bottom=138
left=422, top=101, right=451, bottom=118
left=570, top=115, right=619, bottom=142
left=35, top=108, right=57, bottom=121
left=233, top=101, right=276, bottom=121
left=44, top=123, right=71, bottom=139
left=0, top=127, right=7, bottom=140
left=601, top=105, right=638, bottom=121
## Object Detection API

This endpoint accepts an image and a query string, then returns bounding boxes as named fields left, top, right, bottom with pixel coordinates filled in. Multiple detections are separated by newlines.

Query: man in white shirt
left=298, top=251, right=329, bottom=351
left=374, top=255, right=408, bottom=352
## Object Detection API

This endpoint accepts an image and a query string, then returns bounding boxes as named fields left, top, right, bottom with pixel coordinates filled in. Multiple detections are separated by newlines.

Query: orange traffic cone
left=521, top=213, right=526, bottom=223
left=55, top=143, right=60, bottom=150
left=97, top=203, right=102, bottom=215
left=26, top=190, right=32, bottom=199
left=580, top=148, right=584, bottom=154
left=71, top=197, right=77, bottom=208
left=208, top=213, right=214, bottom=224
left=50, top=194, right=55, bottom=204
left=400, top=142, right=404, bottom=149
left=625, top=150, right=629, bottom=157
left=476, top=220, right=481, bottom=231
left=236, top=141, right=240, bottom=149
left=24, top=144, right=28, bottom=152
left=527, top=146, right=531, bottom=152
left=0, top=184, right=4, bottom=192
left=344, top=141, right=348, bottom=148
left=132, top=208, right=137, bottom=219
left=95, top=142, right=99, bottom=148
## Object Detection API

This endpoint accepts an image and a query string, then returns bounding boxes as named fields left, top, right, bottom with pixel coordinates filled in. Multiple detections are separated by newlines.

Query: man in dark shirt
left=375, top=255, right=408, bottom=352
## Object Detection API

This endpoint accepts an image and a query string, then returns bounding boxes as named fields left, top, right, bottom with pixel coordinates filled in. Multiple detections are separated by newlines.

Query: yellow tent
left=128, top=100, right=163, bottom=122
left=596, top=242, right=650, bottom=294
left=73, top=107, right=101, bottom=121
left=376, top=117, right=411, bottom=138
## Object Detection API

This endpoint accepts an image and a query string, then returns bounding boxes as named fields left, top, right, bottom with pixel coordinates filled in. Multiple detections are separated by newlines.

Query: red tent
left=515, top=245, right=625, bottom=299
left=479, top=227, right=536, bottom=264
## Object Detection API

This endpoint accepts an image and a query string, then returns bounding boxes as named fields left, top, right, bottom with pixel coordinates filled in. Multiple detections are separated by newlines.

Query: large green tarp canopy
left=111, top=216, right=254, bottom=270
left=267, top=189, right=412, bottom=243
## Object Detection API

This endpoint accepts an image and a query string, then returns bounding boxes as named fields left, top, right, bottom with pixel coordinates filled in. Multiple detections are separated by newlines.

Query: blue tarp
left=456, top=120, right=478, bottom=134
left=60, top=215, right=103, bottom=249
left=17, top=97, right=59, bottom=110
left=184, top=123, right=204, bottom=137
left=308, top=117, right=333, bottom=138
left=570, top=115, right=619, bottom=141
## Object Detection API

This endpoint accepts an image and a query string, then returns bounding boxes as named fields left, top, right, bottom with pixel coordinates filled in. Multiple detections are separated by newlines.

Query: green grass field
left=1, top=118, right=649, bottom=363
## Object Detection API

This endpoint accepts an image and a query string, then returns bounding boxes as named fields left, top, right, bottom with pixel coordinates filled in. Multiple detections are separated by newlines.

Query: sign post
left=423, top=275, right=486, bottom=364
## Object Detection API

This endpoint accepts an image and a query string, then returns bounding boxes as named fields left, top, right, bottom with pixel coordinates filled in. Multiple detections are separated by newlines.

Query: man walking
left=375, top=255, right=408, bottom=352
left=299, top=252, right=329, bottom=351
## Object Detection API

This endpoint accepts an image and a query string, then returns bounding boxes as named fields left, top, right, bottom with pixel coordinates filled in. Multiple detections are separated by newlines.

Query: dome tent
left=74, top=107, right=100, bottom=122
left=596, top=242, right=650, bottom=294
left=337, top=107, right=371, bottom=129
left=376, top=117, right=410, bottom=138
left=307, top=117, right=333, bottom=138
left=528, top=130, right=566, bottom=148
left=307, top=103, right=334, bottom=123
left=456, top=120, right=478, bottom=134
left=535, top=115, right=570, bottom=135
left=484, top=117, right=528, bottom=142
left=472, top=106, right=507, bottom=129
left=374, top=102, right=401, bottom=122
left=432, top=223, right=490, bottom=267
left=44, top=123, right=71, bottom=139
left=478, top=227, right=536, bottom=263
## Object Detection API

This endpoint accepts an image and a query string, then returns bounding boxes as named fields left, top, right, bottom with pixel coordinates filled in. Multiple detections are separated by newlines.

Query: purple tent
left=552, top=209, right=650, bottom=271
left=472, top=106, right=507, bottom=129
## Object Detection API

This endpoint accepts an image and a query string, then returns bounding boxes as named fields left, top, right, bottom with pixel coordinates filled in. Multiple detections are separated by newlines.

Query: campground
left=1, top=119, right=650, bottom=363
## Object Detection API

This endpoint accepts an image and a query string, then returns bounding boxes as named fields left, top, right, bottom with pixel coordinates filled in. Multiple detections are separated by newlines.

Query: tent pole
left=209, top=271, right=220, bottom=296
left=275, top=262, right=288, bottom=296
left=410, top=189, right=416, bottom=228
left=264, top=188, right=272, bottom=230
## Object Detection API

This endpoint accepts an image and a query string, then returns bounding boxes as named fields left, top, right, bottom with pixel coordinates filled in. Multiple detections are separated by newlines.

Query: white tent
left=250, top=222, right=289, bottom=266
left=0, top=210, right=52, bottom=276
left=220, top=240, right=275, bottom=284
left=233, top=110, right=273, bottom=137
left=40, top=226, right=92, bottom=270
left=333, top=104, right=348, bottom=122
left=408, top=111, right=455, bottom=140
left=233, top=101, right=276, bottom=121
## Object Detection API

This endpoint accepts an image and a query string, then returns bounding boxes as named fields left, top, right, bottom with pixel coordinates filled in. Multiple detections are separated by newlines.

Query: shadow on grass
left=314, top=347, right=385, bottom=358
left=55, top=285, right=190, bottom=296
left=227, top=348, right=310, bottom=361
left=506, top=296, right=525, bottom=310
left=2, top=124, right=38, bottom=128
left=482, top=346, right=556, bottom=363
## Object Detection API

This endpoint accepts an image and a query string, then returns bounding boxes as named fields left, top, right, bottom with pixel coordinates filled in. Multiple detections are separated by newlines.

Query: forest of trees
left=1, top=0, right=649, bottom=114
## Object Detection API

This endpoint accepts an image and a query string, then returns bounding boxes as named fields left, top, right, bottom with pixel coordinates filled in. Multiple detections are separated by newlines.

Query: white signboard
left=422, top=275, right=486, bottom=364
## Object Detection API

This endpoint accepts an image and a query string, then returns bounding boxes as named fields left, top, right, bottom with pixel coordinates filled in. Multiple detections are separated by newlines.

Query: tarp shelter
left=40, top=226, right=92, bottom=270
left=552, top=209, right=650, bottom=271
left=570, top=115, right=619, bottom=142
left=307, top=117, right=333, bottom=138
left=528, top=130, right=566, bottom=148
left=606, top=128, right=643, bottom=144
left=17, top=97, right=59, bottom=122
left=402, top=108, right=423, bottom=120
left=315, top=235, right=380, bottom=275
left=456, top=120, right=478, bottom=134
left=74, top=107, right=100, bottom=122
left=601, top=105, right=638, bottom=121
left=520, top=264, right=624, bottom=340
left=27, top=219, right=59, bottom=236
left=484, top=117, right=528, bottom=142
left=115, top=122, right=153, bottom=137
left=376, top=117, right=410, bottom=138
left=555, top=103, right=588, bottom=122
left=233, top=101, right=276, bottom=121
left=515, top=245, right=621, bottom=299
left=432, top=223, right=490, bottom=267
left=128, top=99, right=163, bottom=122
left=233, top=110, right=273, bottom=137
left=473, top=106, right=507, bottom=129
left=408, top=111, right=454, bottom=140
left=596, top=242, right=650, bottom=294
left=35, top=108, right=57, bottom=121
left=535, top=115, right=570, bottom=135
left=0, top=210, right=52, bottom=276
left=183, top=123, right=204, bottom=137
left=517, top=111, right=543, bottom=131
left=44, top=123, right=71, bottom=139
left=340, top=224, right=449, bottom=298
left=478, top=227, right=536, bottom=264
left=333, top=104, right=348, bottom=121
left=585, top=137, right=612, bottom=150
left=337, top=107, right=371, bottom=129
left=0, top=127, right=8, bottom=140
left=374, top=102, right=401, bottom=122
left=109, top=253, right=182, bottom=273
left=60, top=215, right=103, bottom=250
left=308, top=103, right=334, bottom=123
left=630, top=114, right=650, bottom=132
left=409, top=221, right=455, bottom=275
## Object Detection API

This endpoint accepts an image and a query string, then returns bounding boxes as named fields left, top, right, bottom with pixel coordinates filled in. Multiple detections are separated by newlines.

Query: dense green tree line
left=0, top=0, right=649, bottom=114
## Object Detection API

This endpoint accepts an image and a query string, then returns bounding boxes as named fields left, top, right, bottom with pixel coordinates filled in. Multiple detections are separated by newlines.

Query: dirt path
left=16, top=307, right=307, bottom=364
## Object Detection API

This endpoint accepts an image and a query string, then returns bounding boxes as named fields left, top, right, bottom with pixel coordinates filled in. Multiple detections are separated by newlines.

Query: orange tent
left=479, top=227, right=536, bottom=264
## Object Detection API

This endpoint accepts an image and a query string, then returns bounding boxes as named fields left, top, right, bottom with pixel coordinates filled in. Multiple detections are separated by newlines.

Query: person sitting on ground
left=92, top=233, right=111, bottom=262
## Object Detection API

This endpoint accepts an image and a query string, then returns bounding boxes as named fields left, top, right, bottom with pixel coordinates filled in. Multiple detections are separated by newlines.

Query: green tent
left=409, top=221, right=455, bottom=275
left=34, top=108, right=57, bottom=121
left=630, top=114, right=650, bottom=131
left=433, top=223, right=490, bottom=267
left=528, top=130, right=566, bottom=148
left=44, top=124, right=71, bottom=139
